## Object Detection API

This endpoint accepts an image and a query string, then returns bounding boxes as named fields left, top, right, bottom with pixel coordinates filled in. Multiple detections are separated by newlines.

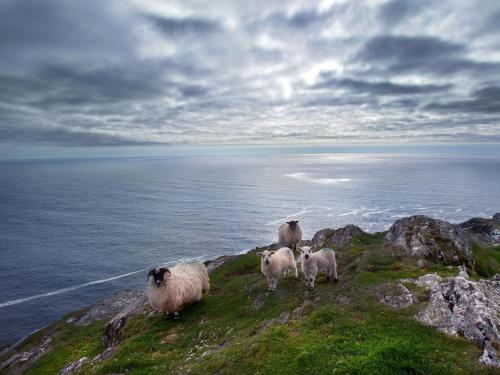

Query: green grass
left=472, top=243, right=500, bottom=278
left=3, top=236, right=499, bottom=375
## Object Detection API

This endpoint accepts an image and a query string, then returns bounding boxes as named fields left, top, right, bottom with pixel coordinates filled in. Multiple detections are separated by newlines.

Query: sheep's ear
left=269, top=251, right=275, bottom=256
left=286, top=221, right=292, bottom=224
left=256, top=252, right=263, bottom=256
left=147, top=269, right=155, bottom=280
left=295, top=220, right=299, bottom=224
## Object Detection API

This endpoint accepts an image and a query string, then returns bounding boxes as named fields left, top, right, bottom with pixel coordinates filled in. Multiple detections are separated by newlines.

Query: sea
left=1, top=145, right=500, bottom=346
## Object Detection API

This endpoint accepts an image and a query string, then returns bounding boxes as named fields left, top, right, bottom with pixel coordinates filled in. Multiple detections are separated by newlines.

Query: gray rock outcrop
left=459, top=217, right=500, bottom=246
left=384, top=215, right=473, bottom=265
left=102, top=293, right=147, bottom=347
left=310, top=224, right=365, bottom=249
left=67, top=290, right=147, bottom=327
left=378, top=283, right=418, bottom=309
left=414, top=274, right=500, bottom=367
left=493, top=213, right=500, bottom=223
left=0, top=336, right=51, bottom=372
left=205, top=255, right=239, bottom=274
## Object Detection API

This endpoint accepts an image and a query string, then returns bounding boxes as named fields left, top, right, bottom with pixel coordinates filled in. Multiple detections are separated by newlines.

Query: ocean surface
left=1, top=147, right=500, bottom=345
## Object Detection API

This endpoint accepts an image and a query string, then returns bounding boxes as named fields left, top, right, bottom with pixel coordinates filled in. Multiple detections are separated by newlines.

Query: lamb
left=279, top=220, right=302, bottom=252
left=257, top=247, right=298, bottom=291
left=300, top=246, right=338, bottom=289
left=147, top=262, right=209, bottom=318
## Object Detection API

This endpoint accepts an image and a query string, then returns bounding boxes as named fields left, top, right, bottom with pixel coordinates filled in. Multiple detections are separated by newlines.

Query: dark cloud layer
left=0, top=0, right=499, bottom=150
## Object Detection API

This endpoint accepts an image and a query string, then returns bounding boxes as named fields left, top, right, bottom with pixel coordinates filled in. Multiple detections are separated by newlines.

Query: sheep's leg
left=292, top=263, right=299, bottom=279
left=271, top=278, right=278, bottom=290
left=283, top=269, right=288, bottom=279
left=333, top=265, right=338, bottom=282
left=268, top=277, right=277, bottom=291
left=326, top=268, right=331, bottom=282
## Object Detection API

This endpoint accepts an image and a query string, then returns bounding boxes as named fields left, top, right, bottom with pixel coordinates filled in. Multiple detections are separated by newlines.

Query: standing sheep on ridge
left=257, top=247, right=298, bottom=291
left=147, top=262, right=209, bottom=318
left=300, top=246, right=338, bottom=289
left=279, top=220, right=302, bottom=253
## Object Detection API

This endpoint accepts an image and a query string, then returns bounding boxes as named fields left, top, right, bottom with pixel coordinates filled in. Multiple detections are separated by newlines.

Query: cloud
left=312, top=76, right=452, bottom=96
left=147, top=15, right=221, bottom=36
left=378, top=0, right=430, bottom=25
left=0, top=0, right=499, bottom=151
left=426, top=86, right=500, bottom=113
left=0, top=123, right=165, bottom=147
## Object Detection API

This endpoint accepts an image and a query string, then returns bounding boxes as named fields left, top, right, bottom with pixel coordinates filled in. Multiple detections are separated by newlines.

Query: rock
left=91, top=346, right=117, bottom=365
left=416, top=259, right=425, bottom=268
left=384, top=215, right=473, bottom=265
left=378, top=284, right=418, bottom=309
left=459, top=217, right=500, bottom=245
left=59, top=357, right=89, bottom=375
left=336, top=295, right=352, bottom=305
left=458, top=265, right=469, bottom=278
left=416, top=274, right=500, bottom=366
left=480, top=341, right=500, bottom=367
left=206, top=255, right=239, bottom=274
left=310, top=225, right=366, bottom=249
left=0, top=336, right=51, bottom=372
left=67, top=290, right=147, bottom=327
left=415, top=273, right=443, bottom=289
left=102, top=300, right=145, bottom=347
left=493, top=213, right=500, bottom=223
left=201, top=349, right=217, bottom=358
left=253, top=293, right=267, bottom=310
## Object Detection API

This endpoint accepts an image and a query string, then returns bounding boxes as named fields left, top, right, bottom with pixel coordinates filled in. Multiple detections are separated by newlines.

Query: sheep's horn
left=147, top=269, right=155, bottom=280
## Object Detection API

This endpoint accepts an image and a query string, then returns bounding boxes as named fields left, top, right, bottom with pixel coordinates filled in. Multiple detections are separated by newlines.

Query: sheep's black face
left=287, top=220, right=299, bottom=230
left=148, top=267, right=169, bottom=287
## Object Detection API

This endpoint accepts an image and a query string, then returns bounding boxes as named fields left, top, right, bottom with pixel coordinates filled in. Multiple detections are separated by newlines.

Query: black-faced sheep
left=147, top=262, right=209, bottom=318
left=279, top=220, right=302, bottom=252
left=300, top=246, right=338, bottom=289
left=257, top=247, right=298, bottom=291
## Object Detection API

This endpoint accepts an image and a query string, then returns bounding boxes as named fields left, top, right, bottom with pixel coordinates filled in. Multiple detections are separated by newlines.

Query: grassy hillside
left=2, top=232, right=499, bottom=375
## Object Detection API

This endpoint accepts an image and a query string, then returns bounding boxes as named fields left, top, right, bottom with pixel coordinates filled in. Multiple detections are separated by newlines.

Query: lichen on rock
left=384, top=215, right=473, bottom=265
left=414, top=274, right=500, bottom=367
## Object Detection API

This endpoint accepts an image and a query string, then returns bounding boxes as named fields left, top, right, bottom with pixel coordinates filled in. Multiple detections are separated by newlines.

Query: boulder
left=310, top=225, right=365, bottom=249
left=59, top=357, right=89, bottom=375
left=67, top=290, right=147, bottom=327
left=205, top=255, right=239, bottom=275
left=378, top=284, right=418, bottom=309
left=493, top=213, right=500, bottom=223
left=102, top=296, right=146, bottom=347
left=459, top=217, right=500, bottom=245
left=0, top=336, right=51, bottom=372
left=384, top=215, right=473, bottom=265
left=416, top=274, right=500, bottom=366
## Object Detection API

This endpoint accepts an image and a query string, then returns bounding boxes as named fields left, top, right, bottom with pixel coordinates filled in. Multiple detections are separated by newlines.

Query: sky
left=1, top=0, right=500, bottom=157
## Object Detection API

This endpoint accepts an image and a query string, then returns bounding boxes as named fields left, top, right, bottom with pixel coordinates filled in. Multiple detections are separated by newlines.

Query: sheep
left=279, top=220, right=302, bottom=253
left=257, top=247, right=298, bottom=291
left=147, top=262, right=209, bottom=318
left=300, top=246, right=338, bottom=289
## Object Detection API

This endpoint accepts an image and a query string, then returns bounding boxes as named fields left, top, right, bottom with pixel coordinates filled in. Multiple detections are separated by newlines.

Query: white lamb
left=147, top=262, right=209, bottom=318
left=300, top=246, right=338, bottom=289
left=278, top=220, right=302, bottom=252
left=257, top=247, right=298, bottom=291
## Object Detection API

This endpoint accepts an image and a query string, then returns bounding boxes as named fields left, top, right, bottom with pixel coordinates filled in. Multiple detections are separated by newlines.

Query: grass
left=3, top=235, right=499, bottom=375
left=472, top=243, right=500, bottom=278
